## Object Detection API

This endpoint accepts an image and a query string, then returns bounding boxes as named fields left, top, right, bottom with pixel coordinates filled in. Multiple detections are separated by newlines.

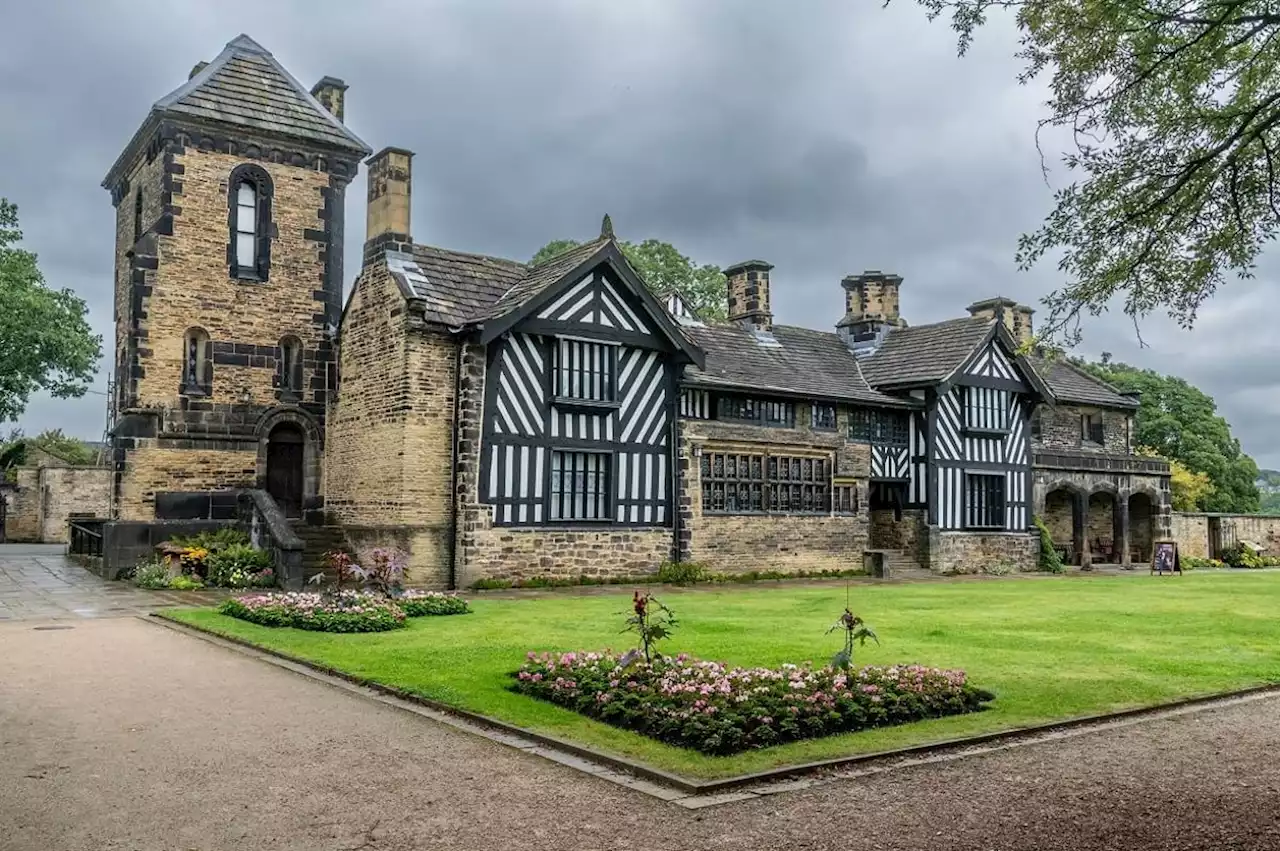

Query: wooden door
left=266, top=425, right=305, bottom=518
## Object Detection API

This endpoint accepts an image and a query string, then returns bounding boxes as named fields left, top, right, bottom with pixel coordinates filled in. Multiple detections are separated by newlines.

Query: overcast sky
left=3, top=0, right=1276, bottom=467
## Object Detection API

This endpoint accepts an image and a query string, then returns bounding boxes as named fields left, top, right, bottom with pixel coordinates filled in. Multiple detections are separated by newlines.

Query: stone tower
left=101, top=34, right=371, bottom=521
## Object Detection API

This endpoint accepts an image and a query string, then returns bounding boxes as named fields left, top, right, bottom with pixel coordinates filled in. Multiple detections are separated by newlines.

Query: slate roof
left=858, top=316, right=995, bottom=387
left=682, top=324, right=919, bottom=408
left=1028, top=356, right=1140, bottom=409
left=154, top=35, right=371, bottom=154
left=386, top=246, right=528, bottom=327
left=482, top=238, right=611, bottom=321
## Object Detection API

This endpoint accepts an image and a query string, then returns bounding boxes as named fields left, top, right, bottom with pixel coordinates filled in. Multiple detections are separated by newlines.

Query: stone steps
left=290, top=523, right=350, bottom=583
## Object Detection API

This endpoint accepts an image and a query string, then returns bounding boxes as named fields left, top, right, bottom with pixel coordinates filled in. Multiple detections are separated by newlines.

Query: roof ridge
left=1059, top=355, right=1134, bottom=396
left=527, top=236, right=610, bottom=270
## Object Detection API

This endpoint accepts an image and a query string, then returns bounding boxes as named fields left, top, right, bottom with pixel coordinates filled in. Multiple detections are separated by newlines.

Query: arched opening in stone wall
left=1044, top=487, right=1080, bottom=565
left=265, top=423, right=305, bottom=518
left=1087, top=491, right=1119, bottom=564
left=1129, top=492, right=1155, bottom=564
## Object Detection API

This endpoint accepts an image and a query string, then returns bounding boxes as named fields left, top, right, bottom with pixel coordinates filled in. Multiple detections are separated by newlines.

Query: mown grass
left=166, top=571, right=1280, bottom=780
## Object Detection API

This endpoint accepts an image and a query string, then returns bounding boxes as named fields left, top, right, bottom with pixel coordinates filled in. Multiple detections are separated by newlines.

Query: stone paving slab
left=0, top=544, right=225, bottom=620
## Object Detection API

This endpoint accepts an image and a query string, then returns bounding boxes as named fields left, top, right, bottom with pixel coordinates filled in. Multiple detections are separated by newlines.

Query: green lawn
left=166, top=571, right=1280, bottom=780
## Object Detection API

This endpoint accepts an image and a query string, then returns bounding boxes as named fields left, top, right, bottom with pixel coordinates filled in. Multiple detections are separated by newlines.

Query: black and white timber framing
left=927, top=330, right=1038, bottom=532
left=480, top=258, right=702, bottom=528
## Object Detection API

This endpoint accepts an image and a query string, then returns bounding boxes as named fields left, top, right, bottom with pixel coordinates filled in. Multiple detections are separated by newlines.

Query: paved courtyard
left=0, top=544, right=223, bottom=620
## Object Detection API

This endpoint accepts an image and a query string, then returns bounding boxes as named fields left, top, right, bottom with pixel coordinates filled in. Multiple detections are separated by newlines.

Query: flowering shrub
left=206, top=544, right=275, bottom=588
left=512, top=651, right=994, bottom=755
left=219, top=591, right=406, bottom=633
left=394, top=589, right=471, bottom=617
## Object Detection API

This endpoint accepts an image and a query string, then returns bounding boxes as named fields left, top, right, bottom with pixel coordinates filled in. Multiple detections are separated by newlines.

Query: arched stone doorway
left=1128, top=491, right=1155, bottom=564
left=265, top=423, right=305, bottom=518
left=1044, top=487, right=1079, bottom=564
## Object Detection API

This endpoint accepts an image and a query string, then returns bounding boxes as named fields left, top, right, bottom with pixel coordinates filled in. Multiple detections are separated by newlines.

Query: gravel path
left=3, top=617, right=1279, bottom=851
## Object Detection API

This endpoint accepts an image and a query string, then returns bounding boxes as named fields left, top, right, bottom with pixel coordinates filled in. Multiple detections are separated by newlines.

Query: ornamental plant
left=219, top=590, right=406, bottom=633
left=395, top=589, right=471, bottom=617
left=362, top=547, right=408, bottom=596
left=621, top=591, right=677, bottom=663
left=512, top=651, right=994, bottom=755
left=309, top=550, right=366, bottom=592
left=827, top=608, right=878, bottom=672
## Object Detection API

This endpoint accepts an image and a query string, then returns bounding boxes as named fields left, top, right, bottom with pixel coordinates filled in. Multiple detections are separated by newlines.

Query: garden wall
left=926, top=529, right=1038, bottom=574
left=3, top=465, right=112, bottom=543
left=457, top=524, right=673, bottom=587
left=1171, top=512, right=1280, bottom=559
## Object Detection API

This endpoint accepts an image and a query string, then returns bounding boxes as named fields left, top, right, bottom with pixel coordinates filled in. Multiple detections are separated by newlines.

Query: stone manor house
left=95, top=34, right=1173, bottom=586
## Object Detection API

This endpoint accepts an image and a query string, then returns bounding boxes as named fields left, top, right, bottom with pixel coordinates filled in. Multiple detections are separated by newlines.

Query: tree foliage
left=1077, top=358, right=1259, bottom=511
left=905, top=0, right=1280, bottom=341
left=0, top=428, right=99, bottom=481
left=0, top=199, right=101, bottom=422
left=532, top=237, right=728, bottom=321
left=1137, top=446, right=1216, bottom=510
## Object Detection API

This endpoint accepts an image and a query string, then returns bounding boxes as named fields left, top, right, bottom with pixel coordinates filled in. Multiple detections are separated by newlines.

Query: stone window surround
left=226, top=163, right=274, bottom=283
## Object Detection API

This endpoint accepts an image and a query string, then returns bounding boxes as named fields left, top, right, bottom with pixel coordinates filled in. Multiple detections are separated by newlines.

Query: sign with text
left=1152, top=540, right=1181, bottom=575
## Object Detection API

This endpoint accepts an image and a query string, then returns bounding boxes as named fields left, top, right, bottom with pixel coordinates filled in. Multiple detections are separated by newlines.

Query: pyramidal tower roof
left=104, top=34, right=369, bottom=189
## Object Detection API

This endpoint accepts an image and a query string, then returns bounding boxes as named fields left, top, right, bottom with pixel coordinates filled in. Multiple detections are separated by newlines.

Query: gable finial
left=600, top=213, right=614, bottom=240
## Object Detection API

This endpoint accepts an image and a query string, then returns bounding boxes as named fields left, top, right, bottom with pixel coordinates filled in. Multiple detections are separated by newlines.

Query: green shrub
left=1180, top=556, right=1226, bottom=570
left=206, top=544, right=275, bottom=588
left=981, top=560, right=1015, bottom=576
left=168, top=575, right=205, bottom=591
left=655, top=560, right=709, bottom=585
left=170, top=527, right=250, bottom=553
left=1222, top=543, right=1265, bottom=569
left=471, top=577, right=515, bottom=590
left=1034, top=516, right=1065, bottom=573
left=133, top=559, right=172, bottom=589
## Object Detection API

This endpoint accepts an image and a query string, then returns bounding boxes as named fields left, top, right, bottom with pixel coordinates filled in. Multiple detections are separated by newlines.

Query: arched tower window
left=227, top=164, right=273, bottom=281
left=133, top=189, right=143, bottom=244
left=277, top=335, right=304, bottom=398
left=182, top=327, right=212, bottom=396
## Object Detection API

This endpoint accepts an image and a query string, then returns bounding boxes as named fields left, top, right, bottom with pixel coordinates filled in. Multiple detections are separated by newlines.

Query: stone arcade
left=99, top=35, right=1172, bottom=586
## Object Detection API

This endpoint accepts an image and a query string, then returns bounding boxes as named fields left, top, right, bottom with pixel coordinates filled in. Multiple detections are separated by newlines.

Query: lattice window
left=1081, top=412, right=1104, bottom=445
left=716, top=395, right=795, bottom=427
left=550, top=451, right=611, bottom=521
left=700, top=451, right=830, bottom=514
left=811, top=403, right=837, bottom=431
left=228, top=164, right=273, bottom=282
left=833, top=482, right=860, bottom=515
left=848, top=409, right=908, bottom=446
left=964, top=473, right=1005, bottom=529
left=553, top=338, right=616, bottom=403
left=964, top=387, right=1009, bottom=430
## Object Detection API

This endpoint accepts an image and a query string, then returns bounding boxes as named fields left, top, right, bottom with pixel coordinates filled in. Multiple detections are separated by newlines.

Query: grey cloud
left=3, top=0, right=1275, bottom=469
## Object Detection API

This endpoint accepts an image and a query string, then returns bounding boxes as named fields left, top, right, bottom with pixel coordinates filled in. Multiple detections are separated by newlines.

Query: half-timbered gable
left=477, top=240, right=704, bottom=529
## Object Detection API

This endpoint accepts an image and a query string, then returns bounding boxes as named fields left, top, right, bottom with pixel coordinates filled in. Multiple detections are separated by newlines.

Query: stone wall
left=117, top=445, right=258, bottom=522
left=1036, top=403, right=1132, bottom=454
left=459, top=527, right=674, bottom=587
left=927, top=528, right=1039, bottom=574
left=1171, top=512, right=1280, bottom=560
left=39, top=468, right=113, bottom=543
left=2, top=467, right=113, bottom=543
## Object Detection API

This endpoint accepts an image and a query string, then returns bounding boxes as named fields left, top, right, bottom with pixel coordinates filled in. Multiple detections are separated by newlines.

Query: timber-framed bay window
left=963, top=386, right=1009, bottom=433
left=553, top=337, right=617, bottom=407
left=848, top=408, right=908, bottom=446
left=550, top=450, right=611, bottom=521
left=700, top=450, right=831, bottom=514
left=228, top=164, right=273, bottom=281
left=964, top=473, right=1005, bottom=530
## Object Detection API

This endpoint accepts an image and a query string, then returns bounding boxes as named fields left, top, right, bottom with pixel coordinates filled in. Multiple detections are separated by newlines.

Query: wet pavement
left=0, top=544, right=226, bottom=620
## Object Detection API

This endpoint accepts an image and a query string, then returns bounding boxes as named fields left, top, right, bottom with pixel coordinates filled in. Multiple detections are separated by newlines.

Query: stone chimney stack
left=724, top=260, right=774, bottom=333
left=1011, top=303, right=1035, bottom=346
left=836, top=270, right=904, bottom=347
left=966, top=296, right=1019, bottom=335
left=364, top=147, right=414, bottom=260
left=310, top=76, right=349, bottom=123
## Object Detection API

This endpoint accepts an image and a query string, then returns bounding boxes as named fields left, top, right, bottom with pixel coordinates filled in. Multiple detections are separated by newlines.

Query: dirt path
left=3, top=616, right=1279, bottom=851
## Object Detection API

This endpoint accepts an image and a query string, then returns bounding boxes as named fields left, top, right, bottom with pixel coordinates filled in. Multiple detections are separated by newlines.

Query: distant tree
left=0, top=199, right=101, bottom=422
left=1138, top=447, right=1216, bottom=512
left=0, top=429, right=97, bottom=476
left=532, top=237, right=728, bottom=321
left=902, top=0, right=1280, bottom=342
left=1078, top=359, right=1259, bottom=512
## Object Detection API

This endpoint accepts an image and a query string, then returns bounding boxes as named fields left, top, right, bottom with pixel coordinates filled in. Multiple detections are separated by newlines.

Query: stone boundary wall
left=458, top=525, right=674, bottom=588
left=1171, top=513, right=1280, bottom=559
left=690, top=514, right=869, bottom=575
left=3, top=466, right=112, bottom=544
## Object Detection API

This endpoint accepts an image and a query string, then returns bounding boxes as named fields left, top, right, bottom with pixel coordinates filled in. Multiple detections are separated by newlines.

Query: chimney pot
left=837, top=271, right=904, bottom=348
left=310, top=76, right=349, bottom=123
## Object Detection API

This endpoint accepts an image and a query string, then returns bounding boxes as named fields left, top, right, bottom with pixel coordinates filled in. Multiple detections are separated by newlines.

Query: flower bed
left=219, top=591, right=406, bottom=633
left=395, top=589, right=472, bottom=617
left=512, top=651, right=994, bottom=755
